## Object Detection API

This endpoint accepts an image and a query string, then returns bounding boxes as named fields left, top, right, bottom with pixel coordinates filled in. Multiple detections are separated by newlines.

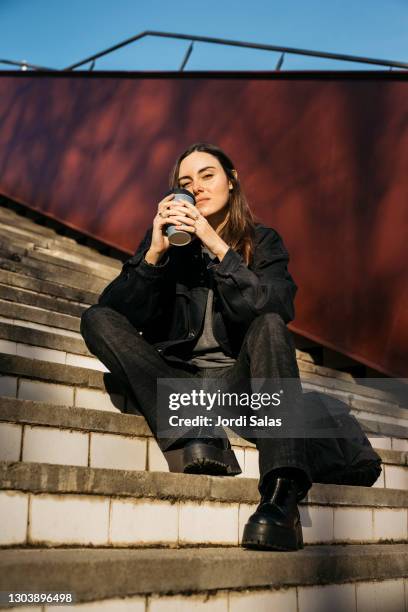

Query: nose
left=191, top=177, right=204, bottom=195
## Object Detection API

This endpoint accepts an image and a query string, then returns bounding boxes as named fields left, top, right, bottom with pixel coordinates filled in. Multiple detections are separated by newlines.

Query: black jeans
left=80, top=306, right=313, bottom=498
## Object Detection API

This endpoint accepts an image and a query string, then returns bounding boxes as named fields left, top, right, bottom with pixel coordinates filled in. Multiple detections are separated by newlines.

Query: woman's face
left=177, top=151, right=233, bottom=219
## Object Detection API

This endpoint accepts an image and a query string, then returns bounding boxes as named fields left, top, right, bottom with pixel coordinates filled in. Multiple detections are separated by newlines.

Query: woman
left=80, top=142, right=313, bottom=551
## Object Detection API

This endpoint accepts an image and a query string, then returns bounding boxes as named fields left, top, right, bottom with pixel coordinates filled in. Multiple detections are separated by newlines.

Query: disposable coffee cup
left=163, top=188, right=196, bottom=246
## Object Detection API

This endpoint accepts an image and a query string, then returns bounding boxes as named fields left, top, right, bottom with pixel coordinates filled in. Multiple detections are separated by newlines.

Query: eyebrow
left=178, top=166, right=216, bottom=181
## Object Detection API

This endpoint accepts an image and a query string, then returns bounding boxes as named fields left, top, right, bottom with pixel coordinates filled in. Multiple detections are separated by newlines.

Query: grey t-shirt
left=187, top=246, right=237, bottom=369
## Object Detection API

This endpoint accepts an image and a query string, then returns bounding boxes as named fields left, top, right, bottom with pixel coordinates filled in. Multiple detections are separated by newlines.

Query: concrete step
left=0, top=299, right=80, bottom=332
left=0, top=230, right=120, bottom=281
left=0, top=268, right=98, bottom=305
left=29, top=245, right=120, bottom=279
left=0, top=254, right=108, bottom=294
left=1, top=461, right=407, bottom=549
left=0, top=397, right=407, bottom=488
left=0, top=545, right=407, bottom=612
left=0, top=320, right=93, bottom=358
left=0, top=336, right=107, bottom=372
left=0, top=316, right=82, bottom=340
left=0, top=204, right=124, bottom=268
left=1, top=349, right=407, bottom=433
left=0, top=356, right=127, bottom=414
left=0, top=218, right=123, bottom=268
left=0, top=204, right=60, bottom=238
left=0, top=244, right=115, bottom=293
left=0, top=283, right=87, bottom=318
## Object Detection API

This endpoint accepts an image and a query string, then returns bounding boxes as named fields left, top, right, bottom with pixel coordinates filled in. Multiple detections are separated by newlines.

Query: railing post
left=179, top=41, right=194, bottom=72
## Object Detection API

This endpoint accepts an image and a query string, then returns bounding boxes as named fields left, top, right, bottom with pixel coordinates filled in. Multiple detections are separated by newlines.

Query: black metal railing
left=0, top=58, right=55, bottom=71
left=1, top=30, right=407, bottom=72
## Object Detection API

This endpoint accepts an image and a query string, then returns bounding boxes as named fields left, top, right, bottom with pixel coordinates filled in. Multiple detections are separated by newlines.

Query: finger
left=170, top=204, right=199, bottom=219
left=165, top=206, right=195, bottom=219
left=175, top=224, right=195, bottom=233
left=157, top=210, right=193, bottom=226
left=172, top=215, right=196, bottom=226
left=158, top=194, right=175, bottom=208
left=156, top=212, right=173, bottom=226
left=182, top=201, right=198, bottom=214
left=166, top=203, right=188, bottom=212
left=186, top=204, right=200, bottom=219
left=160, top=200, right=187, bottom=211
left=166, top=202, right=193, bottom=213
left=158, top=202, right=178, bottom=217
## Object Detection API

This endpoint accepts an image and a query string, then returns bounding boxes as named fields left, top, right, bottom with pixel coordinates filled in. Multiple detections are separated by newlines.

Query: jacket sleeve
left=97, top=227, right=170, bottom=327
left=208, top=228, right=297, bottom=325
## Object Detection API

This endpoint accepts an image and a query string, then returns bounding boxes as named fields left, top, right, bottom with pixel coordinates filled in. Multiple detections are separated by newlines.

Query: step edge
left=0, top=462, right=405, bottom=508
left=0, top=544, right=407, bottom=599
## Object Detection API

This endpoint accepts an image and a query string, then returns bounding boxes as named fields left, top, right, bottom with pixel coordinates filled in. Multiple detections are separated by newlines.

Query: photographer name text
left=168, top=415, right=282, bottom=427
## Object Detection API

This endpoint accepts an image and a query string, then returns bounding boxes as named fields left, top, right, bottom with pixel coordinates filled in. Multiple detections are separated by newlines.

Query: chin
left=199, top=204, right=222, bottom=217
left=197, top=205, right=211, bottom=216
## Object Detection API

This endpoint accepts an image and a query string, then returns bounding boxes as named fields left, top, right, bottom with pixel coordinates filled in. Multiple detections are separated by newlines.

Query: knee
left=80, top=304, right=111, bottom=340
left=249, top=312, right=286, bottom=335
left=246, top=312, right=290, bottom=352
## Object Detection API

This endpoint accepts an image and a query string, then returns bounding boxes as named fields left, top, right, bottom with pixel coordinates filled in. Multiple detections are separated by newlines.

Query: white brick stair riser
left=0, top=487, right=406, bottom=548
left=2, top=579, right=408, bottom=612
left=0, top=420, right=407, bottom=489
left=0, top=375, right=127, bottom=412
left=0, top=340, right=108, bottom=372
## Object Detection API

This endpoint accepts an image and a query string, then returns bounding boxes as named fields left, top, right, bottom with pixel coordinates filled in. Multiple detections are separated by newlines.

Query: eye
left=203, top=174, right=213, bottom=179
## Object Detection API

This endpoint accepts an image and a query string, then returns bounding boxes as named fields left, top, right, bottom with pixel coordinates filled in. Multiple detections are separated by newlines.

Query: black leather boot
left=241, top=474, right=304, bottom=551
left=164, top=437, right=242, bottom=476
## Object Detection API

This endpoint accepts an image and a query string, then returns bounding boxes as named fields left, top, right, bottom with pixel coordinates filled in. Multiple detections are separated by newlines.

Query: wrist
left=212, top=242, right=229, bottom=261
left=145, top=248, right=166, bottom=265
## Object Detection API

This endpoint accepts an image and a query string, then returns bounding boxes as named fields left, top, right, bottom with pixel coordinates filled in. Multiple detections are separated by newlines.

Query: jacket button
left=157, top=348, right=163, bottom=353
left=188, top=331, right=195, bottom=337
left=138, top=331, right=143, bottom=336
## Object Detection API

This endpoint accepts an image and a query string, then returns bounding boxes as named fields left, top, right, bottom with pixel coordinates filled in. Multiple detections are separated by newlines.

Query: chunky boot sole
left=241, top=520, right=304, bottom=551
left=164, top=443, right=242, bottom=476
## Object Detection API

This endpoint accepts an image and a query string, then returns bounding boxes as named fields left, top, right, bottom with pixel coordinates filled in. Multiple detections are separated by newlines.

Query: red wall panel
left=0, top=73, right=406, bottom=378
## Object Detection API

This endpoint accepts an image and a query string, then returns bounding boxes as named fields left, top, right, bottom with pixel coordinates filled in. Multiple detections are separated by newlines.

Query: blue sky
left=1, top=0, right=407, bottom=71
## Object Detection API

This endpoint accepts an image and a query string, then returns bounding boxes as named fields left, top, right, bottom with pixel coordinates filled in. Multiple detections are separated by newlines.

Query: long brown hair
left=169, top=142, right=257, bottom=265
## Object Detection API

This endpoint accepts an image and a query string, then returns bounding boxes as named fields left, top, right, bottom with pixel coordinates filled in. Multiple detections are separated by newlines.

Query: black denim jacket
left=98, top=223, right=297, bottom=366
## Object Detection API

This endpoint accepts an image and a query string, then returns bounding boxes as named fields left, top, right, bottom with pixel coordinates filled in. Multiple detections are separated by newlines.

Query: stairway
left=0, top=201, right=407, bottom=612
